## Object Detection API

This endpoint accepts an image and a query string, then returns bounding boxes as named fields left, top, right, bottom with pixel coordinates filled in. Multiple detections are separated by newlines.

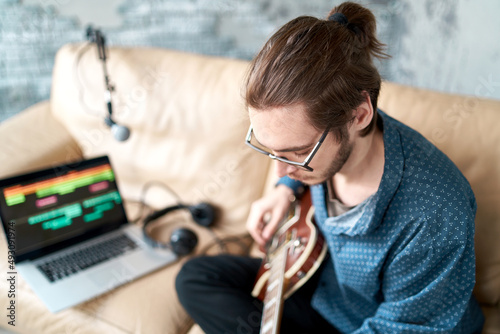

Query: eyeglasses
left=245, top=125, right=329, bottom=172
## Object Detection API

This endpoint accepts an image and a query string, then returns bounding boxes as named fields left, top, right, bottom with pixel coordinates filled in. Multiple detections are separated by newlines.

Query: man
left=176, top=2, right=484, bottom=333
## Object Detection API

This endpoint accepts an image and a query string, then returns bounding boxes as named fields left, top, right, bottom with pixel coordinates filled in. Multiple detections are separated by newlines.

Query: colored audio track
left=36, top=195, right=58, bottom=208
left=83, top=191, right=122, bottom=223
left=27, top=191, right=122, bottom=231
left=3, top=164, right=114, bottom=207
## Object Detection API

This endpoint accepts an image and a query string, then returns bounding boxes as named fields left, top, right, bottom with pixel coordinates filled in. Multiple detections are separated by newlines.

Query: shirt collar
left=312, top=110, right=405, bottom=236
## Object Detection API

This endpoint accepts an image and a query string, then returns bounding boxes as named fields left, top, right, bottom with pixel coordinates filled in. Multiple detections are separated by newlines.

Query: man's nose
left=275, top=160, right=298, bottom=178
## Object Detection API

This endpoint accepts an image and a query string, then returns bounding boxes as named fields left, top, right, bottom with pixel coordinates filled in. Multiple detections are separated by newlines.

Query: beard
left=296, top=132, right=353, bottom=186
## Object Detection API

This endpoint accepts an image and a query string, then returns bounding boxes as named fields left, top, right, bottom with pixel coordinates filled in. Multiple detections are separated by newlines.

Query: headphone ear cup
left=170, top=228, right=198, bottom=256
left=188, top=202, right=216, bottom=227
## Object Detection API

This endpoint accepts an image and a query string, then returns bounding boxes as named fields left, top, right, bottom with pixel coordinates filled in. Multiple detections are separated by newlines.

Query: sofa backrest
left=378, top=81, right=500, bottom=326
left=50, top=44, right=270, bottom=236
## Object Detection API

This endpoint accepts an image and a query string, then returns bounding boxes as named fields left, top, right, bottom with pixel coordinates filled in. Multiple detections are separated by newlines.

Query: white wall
left=23, top=0, right=125, bottom=28
left=2, top=0, right=499, bottom=121
left=24, top=0, right=500, bottom=100
left=388, top=0, right=500, bottom=99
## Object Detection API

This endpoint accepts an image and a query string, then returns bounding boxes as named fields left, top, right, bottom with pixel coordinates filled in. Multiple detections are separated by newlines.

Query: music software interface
left=0, top=162, right=126, bottom=257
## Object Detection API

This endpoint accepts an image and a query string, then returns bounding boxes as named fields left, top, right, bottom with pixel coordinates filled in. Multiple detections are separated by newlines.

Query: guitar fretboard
left=260, top=247, right=288, bottom=334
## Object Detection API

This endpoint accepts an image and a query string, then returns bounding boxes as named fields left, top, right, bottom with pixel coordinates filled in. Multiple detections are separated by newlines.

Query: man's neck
left=331, top=127, right=385, bottom=207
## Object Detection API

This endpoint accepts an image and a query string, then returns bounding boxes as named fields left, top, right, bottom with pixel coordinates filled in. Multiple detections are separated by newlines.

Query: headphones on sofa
left=142, top=202, right=216, bottom=256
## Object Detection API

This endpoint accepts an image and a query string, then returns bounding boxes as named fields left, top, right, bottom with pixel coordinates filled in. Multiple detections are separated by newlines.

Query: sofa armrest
left=0, top=101, right=83, bottom=178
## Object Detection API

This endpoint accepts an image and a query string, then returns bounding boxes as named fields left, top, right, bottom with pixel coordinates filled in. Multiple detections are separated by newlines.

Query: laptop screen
left=0, top=156, right=128, bottom=262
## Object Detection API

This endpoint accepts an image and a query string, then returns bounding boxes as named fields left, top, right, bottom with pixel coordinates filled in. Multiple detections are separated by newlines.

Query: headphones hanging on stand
left=142, top=202, right=216, bottom=256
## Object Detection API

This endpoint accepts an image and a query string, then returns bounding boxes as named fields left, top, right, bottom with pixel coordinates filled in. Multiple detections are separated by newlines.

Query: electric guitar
left=251, top=189, right=328, bottom=334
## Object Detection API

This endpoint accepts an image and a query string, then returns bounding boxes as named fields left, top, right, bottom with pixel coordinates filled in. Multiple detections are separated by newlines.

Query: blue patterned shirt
left=277, top=111, right=484, bottom=333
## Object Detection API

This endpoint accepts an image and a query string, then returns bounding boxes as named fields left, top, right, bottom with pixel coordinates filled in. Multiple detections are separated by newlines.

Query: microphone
left=103, top=88, right=130, bottom=142
left=86, top=25, right=131, bottom=141
left=105, top=116, right=131, bottom=142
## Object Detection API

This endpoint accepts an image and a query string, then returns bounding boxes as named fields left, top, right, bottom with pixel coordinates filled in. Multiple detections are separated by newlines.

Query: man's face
left=249, top=104, right=353, bottom=185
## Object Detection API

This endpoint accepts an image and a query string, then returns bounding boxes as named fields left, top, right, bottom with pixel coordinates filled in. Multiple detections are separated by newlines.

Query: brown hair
left=245, top=2, right=389, bottom=141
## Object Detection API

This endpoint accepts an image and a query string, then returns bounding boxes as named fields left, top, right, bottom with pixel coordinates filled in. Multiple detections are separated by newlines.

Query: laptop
left=0, top=155, right=177, bottom=313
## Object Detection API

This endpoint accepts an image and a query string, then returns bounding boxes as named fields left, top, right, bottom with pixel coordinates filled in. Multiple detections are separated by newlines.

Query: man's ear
left=352, top=91, right=374, bottom=132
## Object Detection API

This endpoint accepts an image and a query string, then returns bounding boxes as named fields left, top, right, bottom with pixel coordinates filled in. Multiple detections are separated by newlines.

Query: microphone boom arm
left=86, top=26, right=130, bottom=141
left=94, top=29, right=113, bottom=119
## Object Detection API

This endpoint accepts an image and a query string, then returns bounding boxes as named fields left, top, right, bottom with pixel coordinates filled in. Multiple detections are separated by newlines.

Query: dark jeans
left=175, top=254, right=339, bottom=334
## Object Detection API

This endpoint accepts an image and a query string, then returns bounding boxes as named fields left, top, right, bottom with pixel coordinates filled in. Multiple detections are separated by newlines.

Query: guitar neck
left=260, top=246, right=288, bottom=334
left=255, top=188, right=326, bottom=334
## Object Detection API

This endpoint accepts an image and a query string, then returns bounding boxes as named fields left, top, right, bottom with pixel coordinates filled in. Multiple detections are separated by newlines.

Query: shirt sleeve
left=276, top=176, right=306, bottom=197
left=352, top=213, right=482, bottom=334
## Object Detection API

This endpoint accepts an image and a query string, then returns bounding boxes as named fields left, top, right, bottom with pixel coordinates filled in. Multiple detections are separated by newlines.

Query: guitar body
left=252, top=188, right=328, bottom=334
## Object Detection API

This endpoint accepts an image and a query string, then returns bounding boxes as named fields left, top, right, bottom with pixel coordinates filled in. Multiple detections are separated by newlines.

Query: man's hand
left=246, top=184, right=295, bottom=249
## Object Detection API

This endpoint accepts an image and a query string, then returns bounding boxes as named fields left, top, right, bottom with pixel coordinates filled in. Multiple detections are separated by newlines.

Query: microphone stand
left=86, top=26, right=130, bottom=141
left=97, top=31, right=115, bottom=128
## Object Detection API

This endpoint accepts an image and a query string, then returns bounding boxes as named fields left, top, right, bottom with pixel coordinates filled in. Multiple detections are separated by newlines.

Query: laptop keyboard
left=37, top=234, right=138, bottom=283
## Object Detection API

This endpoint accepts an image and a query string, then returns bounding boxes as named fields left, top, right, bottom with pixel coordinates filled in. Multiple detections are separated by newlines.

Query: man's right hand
left=246, top=184, right=295, bottom=249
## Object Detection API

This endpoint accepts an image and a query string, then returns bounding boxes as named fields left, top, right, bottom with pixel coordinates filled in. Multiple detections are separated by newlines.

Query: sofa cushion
left=0, top=101, right=83, bottom=179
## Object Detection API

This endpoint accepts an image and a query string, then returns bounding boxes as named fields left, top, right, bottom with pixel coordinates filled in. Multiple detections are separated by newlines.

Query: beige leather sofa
left=0, top=44, right=498, bottom=334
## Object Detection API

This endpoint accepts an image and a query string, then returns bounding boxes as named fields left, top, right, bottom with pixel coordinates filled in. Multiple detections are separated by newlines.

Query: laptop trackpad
left=88, top=263, right=133, bottom=289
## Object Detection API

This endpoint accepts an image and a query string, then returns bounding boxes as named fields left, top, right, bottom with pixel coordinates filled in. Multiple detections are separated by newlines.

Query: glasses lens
left=248, top=135, right=271, bottom=154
